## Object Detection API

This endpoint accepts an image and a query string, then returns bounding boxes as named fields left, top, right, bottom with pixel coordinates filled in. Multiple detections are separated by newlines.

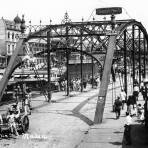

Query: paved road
left=0, top=78, right=148, bottom=148
left=0, top=85, right=99, bottom=148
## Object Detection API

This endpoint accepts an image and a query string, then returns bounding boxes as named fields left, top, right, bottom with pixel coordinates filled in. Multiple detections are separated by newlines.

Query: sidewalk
left=77, top=92, right=148, bottom=148
left=77, top=84, right=126, bottom=148
left=0, top=84, right=93, bottom=113
left=1, top=78, right=148, bottom=148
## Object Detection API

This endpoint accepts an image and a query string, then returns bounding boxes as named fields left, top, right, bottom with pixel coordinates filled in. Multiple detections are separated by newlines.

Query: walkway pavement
left=76, top=90, right=148, bottom=148
left=77, top=84, right=126, bottom=148
left=0, top=79, right=148, bottom=148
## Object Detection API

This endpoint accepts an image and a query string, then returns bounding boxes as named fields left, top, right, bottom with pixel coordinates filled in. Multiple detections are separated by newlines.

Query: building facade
left=0, top=15, right=99, bottom=81
left=0, top=15, right=22, bottom=66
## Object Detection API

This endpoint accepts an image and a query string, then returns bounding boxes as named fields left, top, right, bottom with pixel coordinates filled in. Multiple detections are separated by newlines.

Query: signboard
left=18, top=34, right=28, bottom=39
left=96, top=7, right=122, bottom=15
left=105, top=30, right=118, bottom=36
left=97, top=96, right=105, bottom=104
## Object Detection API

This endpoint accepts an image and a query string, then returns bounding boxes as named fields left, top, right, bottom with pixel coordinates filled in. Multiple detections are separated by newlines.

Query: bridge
left=0, top=7, right=148, bottom=125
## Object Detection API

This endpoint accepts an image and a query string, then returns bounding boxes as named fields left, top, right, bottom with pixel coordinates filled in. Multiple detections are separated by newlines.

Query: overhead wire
left=86, top=9, right=96, bottom=21
left=122, top=7, right=133, bottom=19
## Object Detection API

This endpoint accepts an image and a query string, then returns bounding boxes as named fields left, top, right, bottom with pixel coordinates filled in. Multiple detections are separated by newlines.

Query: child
left=7, top=110, right=19, bottom=136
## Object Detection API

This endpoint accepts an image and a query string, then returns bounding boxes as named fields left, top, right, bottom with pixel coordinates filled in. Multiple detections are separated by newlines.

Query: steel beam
left=0, top=39, right=24, bottom=101
left=91, top=37, right=94, bottom=88
left=47, top=31, right=51, bottom=102
left=80, top=28, right=83, bottom=92
left=132, top=25, right=135, bottom=88
left=124, top=30, right=127, bottom=94
left=144, top=38, right=146, bottom=78
left=66, top=25, right=69, bottom=96
left=94, top=35, right=116, bottom=124
left=138, top=28, right=141, bottom=83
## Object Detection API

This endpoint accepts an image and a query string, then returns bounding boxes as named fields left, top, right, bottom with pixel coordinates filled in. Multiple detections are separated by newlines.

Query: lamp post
left=111, top=14, right=116, bottom=30
left=20, top=14, right=26, bottom=103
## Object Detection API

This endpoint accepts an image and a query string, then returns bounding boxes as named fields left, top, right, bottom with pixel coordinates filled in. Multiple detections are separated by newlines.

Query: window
left=8, top=32, right=10, bottom=39
left=15, top=34, right=19, bottom=39
left=7, top=45, right=11, bottom=54
left=12, top=45, right=15, bottom=53
left=12, top=33, right=14, bottom=40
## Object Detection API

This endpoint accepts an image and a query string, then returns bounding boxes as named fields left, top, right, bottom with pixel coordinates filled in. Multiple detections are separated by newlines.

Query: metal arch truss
left=0, top=18, right=148, bottom=119
left=21, top=19, right=148, bottom=124
left=27, top=19, right=148, bottom=76
left=25, top=19, right=148, bottom=101
left=26, top=19, right=138, bottom=62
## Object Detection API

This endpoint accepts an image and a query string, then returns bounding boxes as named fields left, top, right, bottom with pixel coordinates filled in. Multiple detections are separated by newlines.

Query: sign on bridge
left=96, top=7, right=122, bottom=15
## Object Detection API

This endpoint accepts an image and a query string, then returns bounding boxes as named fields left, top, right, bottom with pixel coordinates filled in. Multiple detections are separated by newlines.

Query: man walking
left=124, top=112, right=133, bottom=145
left=114, top=96, right=122, bottom=119
left=120, top=89, right=126, bottom=110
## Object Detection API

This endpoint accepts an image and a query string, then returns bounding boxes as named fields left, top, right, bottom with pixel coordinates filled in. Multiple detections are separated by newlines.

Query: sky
left=1, top=0, right=148, bottom=29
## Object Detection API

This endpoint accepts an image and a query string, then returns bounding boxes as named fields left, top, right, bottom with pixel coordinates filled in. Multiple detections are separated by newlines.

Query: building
left=0, top=15, right=22, bottom=66
left=27, top=38, right=47, bottom=68
left=0, top=15, right=100, bottom=82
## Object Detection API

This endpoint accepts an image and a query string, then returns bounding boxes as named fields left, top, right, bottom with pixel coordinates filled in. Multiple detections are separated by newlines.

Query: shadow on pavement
left=114, top=131, right=124, bottom=134
left=122, top=124, right=148, bottom=148
left=106, top=117, right=117, bottom=120
left=109, top=141, right=122, bottom=146
left=71, top=94, right=98, bottom=126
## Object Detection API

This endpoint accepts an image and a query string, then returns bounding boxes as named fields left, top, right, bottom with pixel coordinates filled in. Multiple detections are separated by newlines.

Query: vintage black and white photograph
left=0, top=0, right=148, bottom=147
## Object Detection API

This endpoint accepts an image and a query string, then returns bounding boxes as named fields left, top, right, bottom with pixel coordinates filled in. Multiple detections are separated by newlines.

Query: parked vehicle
left=0, top=105, right=29, bottom=137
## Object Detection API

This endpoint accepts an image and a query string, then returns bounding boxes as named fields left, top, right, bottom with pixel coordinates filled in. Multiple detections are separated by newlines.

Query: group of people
left=114, top=80, right=146, bottom=121
left=113, top=80, right=147, bottom=145
left=0, top=86, right=32, bottom=137
left=13, top=85, right=32, bottom=115
left=0, top=103, right=20, bottom=136
left=59, top=78, right=88, bottom=92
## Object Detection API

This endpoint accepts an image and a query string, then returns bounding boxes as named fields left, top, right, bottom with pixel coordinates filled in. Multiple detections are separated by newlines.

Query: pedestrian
left=140, top=81, right=146, bottom=100
left=137, top=103, right=143, bottom=119
left=120, top=89, right=126, bottom=110
left=133, top=84, right=139, bottom=101
left=124, top=112, right=133, bottom=145
left=114, top=96, right=122, bottom=119
left=128, top=94, right=137, bottom=116
left=126, top=95, right=133, bottom=115
left=83, top=78, right=87, bottom=89
left=96, top=77, right=100, bottom=87
left=140, top=109, right=145, bottom=124
left=24, top=94, right=31, bottom=115
left=132, top=93, right=137, bottom=109
left=143, top=81, right=148, bottom=100
left=26, top=87, right=32, bottom=109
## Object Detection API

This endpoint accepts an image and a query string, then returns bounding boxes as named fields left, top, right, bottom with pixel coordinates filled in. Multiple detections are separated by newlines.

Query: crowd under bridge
left=0, top=7, right=148, bottom=125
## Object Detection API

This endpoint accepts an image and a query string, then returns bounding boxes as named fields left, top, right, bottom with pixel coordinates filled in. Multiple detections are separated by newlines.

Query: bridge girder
left=1, top=18, right=148, bottom=102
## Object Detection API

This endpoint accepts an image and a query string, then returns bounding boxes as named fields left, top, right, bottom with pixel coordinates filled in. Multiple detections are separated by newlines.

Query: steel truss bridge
left=0, top=8, right=148, bottom=124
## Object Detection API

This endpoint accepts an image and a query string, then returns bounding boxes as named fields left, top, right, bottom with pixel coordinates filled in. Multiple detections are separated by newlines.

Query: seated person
left=7, top=103, right=20, bottom=119
left=12, top=103, right=20, bottom=114
left=7, top=110, right=19, bottom=136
